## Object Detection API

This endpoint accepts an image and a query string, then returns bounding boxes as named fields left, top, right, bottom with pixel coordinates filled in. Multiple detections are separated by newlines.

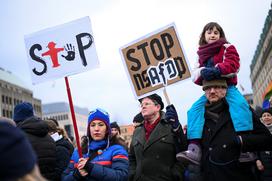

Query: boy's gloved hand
left=200, top=67, right=221, bottom=81
left=165, top=104, right=180, bottom=130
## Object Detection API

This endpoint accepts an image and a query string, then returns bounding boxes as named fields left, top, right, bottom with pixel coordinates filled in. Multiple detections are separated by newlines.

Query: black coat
left=201, top=100, right=272, bottom=181
left=129, top=112, right=187, bottom=181
left=17, top=116, right=56, bottom=180
left=258, top=151, right=272, bottom=181
left=55, top=137, right=74, bottom=181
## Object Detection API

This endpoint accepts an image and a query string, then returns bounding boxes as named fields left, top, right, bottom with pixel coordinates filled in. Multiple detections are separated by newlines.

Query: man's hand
left=165, top=104, right=180, bottom=131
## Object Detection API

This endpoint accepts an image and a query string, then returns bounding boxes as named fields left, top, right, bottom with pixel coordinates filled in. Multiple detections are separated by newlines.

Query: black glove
left=165, top=104, right=180, bottom=130
left=73, top=169, right=86, bottom=180
left=200, top=67, right=221, bottom=81
left=83, top=160, right=94, bottom=172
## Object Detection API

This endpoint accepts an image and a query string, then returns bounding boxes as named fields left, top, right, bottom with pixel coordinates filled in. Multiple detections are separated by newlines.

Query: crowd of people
left=1, top=22, right=272, bottom=181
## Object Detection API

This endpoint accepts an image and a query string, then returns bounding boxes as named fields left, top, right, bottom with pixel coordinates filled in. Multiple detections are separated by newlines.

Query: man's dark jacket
left=201, top=99, right=272, bottom=181
left=129, top=112, right=187, bottom=181
left=17, top=116, right=56, bottom=180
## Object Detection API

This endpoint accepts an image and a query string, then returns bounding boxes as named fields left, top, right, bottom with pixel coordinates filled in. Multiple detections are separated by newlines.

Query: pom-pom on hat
left=87, top=108, right=110, bottom=139
left=0, top=121, right=36, bottom=180
left=202, top=79, right=227, bottom=91
left=13, top=102, right=34, bottom=123
left=139, top=93, right=164, bottom=110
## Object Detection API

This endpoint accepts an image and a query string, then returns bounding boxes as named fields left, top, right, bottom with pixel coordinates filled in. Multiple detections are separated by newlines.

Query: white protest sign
left=24, top=16, right=99, bottom=84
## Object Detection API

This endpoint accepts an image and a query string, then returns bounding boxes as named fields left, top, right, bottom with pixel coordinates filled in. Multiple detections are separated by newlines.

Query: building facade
left=250, top=6, right=272, bottom=108
left=243, top=93, right=254, bottom=108
left=0, top=68, right=42, bottom=119
left=120, top=124, right=134, bottom=148
left=42, top=102, right=89, bottom=139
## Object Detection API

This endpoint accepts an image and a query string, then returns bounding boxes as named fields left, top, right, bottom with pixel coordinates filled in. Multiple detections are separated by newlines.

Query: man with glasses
left=129, top=93, right=187, bottom=181
left=185, top=79, right=272, bottom=181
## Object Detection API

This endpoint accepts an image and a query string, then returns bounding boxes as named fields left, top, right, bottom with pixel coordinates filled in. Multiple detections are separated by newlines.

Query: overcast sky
left=0, top=0, right=271, bottom=125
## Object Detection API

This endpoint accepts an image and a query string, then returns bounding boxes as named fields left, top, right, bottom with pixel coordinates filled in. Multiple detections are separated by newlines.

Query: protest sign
left=121, top=23, right=191, bottom=98
left=25, top=16, right=100, bottom=157
left=25, top=16, right=99, bottom=84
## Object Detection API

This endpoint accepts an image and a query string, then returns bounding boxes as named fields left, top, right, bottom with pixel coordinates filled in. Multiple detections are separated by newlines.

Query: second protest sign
left=121, top=23, right=191, bottom=98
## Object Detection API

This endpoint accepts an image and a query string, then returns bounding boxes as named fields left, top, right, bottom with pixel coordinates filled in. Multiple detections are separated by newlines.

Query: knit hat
left=261, top=108, right=272, bottom=117
left=0, top=121, right=36, bottom=180
left=133, top=113, right=144, bottom=123
left=139, top=93, right=164, bottom=110
left=87, top=108, right=110, bottom=139
left=13, top=102, right=34, bottom=123
left=110, top=121, right=121, bottom=134
left=202, top=79, right=227, bottom=91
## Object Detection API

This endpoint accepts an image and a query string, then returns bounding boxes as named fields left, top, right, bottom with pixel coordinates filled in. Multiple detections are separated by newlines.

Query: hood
left=17, top=116, right=49, bottom=137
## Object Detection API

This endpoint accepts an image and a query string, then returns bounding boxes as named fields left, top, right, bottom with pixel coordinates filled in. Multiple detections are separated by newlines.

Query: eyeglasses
left=139, top=102, right=158, bottom=108
left=204, top=86, right=226, bottom=92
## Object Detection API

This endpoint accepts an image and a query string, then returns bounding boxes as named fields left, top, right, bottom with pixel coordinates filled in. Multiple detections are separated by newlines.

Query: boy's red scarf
left=197, top=38, right=227, bottom=65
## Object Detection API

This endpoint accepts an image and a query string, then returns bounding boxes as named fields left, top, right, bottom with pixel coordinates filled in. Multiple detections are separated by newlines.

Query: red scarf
left=144, top=116, right=160, bottom=140
left=197, top=38, right=227, bottom=65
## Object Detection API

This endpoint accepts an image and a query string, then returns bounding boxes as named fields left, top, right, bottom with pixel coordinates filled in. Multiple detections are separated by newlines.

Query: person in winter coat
left=62, top=108, right=129, bottom=181
left=132, top=112, right=144, bottom=128
left=110, top=121, right=128, bottom=150
left=13, top=102, right=56, bottom=180
left=129, top=93, right=187, bottom=181
left=193, top=79, right=272, bottom=181
left=256, top=108, right=272, bottom=181
left=81, top=135, right=89, bottom=155
left=45, top=118, right=74, bottom=181
left=178, top=22, right=253, bottom=165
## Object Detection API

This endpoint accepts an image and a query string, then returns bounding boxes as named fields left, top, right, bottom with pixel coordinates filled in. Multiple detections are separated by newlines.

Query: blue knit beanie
left=13, top=102, right=34, bottom=123
left=0, top=122, right=36, bottom=180
left=87, top=108, right=111, bottom=139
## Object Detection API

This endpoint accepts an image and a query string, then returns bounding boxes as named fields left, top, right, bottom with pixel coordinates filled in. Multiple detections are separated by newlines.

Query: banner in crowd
left=120, top=23, right=191, bottom=98
left=263, top=80, right=272, bottom=109
left=24, top=16, right=99, bottom=84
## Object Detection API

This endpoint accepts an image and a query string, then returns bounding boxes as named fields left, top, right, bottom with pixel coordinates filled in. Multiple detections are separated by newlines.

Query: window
left=6, top=110, right=9, bottom=118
